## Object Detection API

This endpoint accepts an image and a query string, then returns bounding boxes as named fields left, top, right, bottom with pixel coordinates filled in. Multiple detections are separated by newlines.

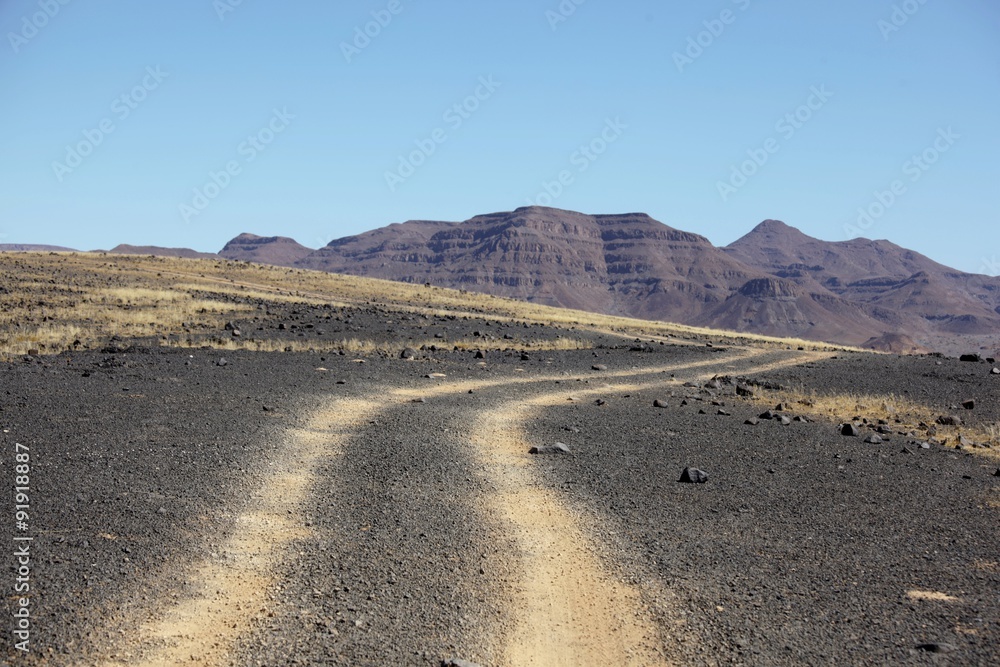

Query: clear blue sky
left=2, top=0, right=998, bottom=274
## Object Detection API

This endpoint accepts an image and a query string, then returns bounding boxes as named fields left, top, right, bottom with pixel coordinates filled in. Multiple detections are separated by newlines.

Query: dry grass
left=749, top=386, right=1000, bottom=459
left=0, top=250, right=862, bottom=360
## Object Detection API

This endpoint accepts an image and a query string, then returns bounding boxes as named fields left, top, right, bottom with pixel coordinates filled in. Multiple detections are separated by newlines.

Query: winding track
left=106, top=347, right=828, bottom=666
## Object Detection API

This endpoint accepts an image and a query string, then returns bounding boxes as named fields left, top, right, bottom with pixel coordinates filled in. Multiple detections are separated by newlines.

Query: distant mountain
left=0, top=243, right=77, bottom=252
left=294, top=207, right=768, bottom=322
left=106, top=244, right=219, bottom=260
left=724, top=220, right=1000, bottom=339
left=219, top=233, right=313, bottom=265
left=213, top=207, right=1000, bottom=353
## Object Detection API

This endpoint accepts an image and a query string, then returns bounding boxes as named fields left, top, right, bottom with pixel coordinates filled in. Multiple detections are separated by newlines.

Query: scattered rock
left=216, top=358, right=228, bottom=367
left=993, top=468, right=1000, bottom=477
left=653, top=399, right=669, bottom=408
left=841, top=423, right=860, bottom=436
left=936, top=415, right=962, bottom=426
left=778, top=415, right=791, bottom=425
left=529, top=442, right=572, bottom=455
left=915, top=642, right=955, bottom=654
left=744, top=418, right=760, bottom=425
left=736, top=384, right=754, bottom=397
left=959, top=354, right=982, bottom=362
left=412, top=397, right=426, bottom=403
left=224, top=321, right=238, bottom=331
left=400, top=347, right=416, bottom=360
left=591, top=364, right=608, bottom=371
left=678, top=467, right=709, bottom=483
left=27, top=349, right=39, bottom=356
left=594, top=399, right=607, bottom=406
left=717, top=409, right=731, bottom=416
left=441, top=659, right=483, bottom=667
left=520, top=353, right=530, bottom=361
left=759, top=410, right=778, bottom=420
left=474, top=350, right=486, bottom=359
left=961, top=399, right=975, bottom=410
left=793, top=415, right=810, bottom=423
left=993, top=367, right=1000, bottom=375
left=864, top=434, right=883, bottom=444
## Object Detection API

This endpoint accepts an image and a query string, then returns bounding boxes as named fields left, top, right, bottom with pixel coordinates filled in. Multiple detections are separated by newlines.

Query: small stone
left=27, top=349, right=39, bottom=356
left=678, top=467, right=708, bottom=483
left=774, top=402, right=786, bottom=411
left=653, top=399, right=669, bottom=408
left=993, top=468, right=1000, bottom=477
left=962, top=399, right=975, bottom=410
left=864, top=434, right=883, bottom=444
left=474, top=350, right=486, bottom=359
left=400, top=347, right=416, bottom=360
left=841, top=423, right=860, bottom=436
left=793, top=415, right=810, bottom=423
left=412, top=397, right=426, bottom=403
left=992, top=367, right=1000, bottom=375
left=529, top=442, right=572, bottom=455
left=759, top=410, right=778, bottom=420
left=936, top=415, right=962, bottom=426
left=592, top=364, right=608, bottom=371
left=920, top=442, right=931, bottom=449
left=717, top=409, right=731, bottom=416
left=959, top=354, right=982, bottom=362
left=744, top=418, right=759, bottom=425
left=216, top=358, right=228, bottom=367
left=441, top=659, right=483, bottom=667
left=915, top=643, right=955, bottom=654
left=594, top=399, right=607, bottom=406
left=778, top=416, right=791, bottom=425
left=224, top=321, right=237, bottom=331
left=520, top=353, right=530, bottom=361
left=736, top=384, right=754, bottom=397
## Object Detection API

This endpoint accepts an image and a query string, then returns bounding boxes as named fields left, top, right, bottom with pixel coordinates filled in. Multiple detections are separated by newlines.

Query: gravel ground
left=2, top=316, right=997, bottom=666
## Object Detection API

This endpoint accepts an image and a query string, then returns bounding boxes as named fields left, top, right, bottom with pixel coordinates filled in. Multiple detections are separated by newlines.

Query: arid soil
left=1, top=303, right=998, bottom=666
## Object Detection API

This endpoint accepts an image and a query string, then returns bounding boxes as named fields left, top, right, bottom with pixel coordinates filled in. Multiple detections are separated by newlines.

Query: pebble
left=841, top=423, right=860, bottom=436
left=529, top=442, right=572, bottom=455
left=653, top=399, right=669, bottom=408
left=678, top=467, right=709, bottom=483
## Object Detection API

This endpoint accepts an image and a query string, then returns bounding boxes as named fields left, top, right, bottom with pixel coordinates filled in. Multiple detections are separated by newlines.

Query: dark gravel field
left=2, top=312, right=998, bottom=666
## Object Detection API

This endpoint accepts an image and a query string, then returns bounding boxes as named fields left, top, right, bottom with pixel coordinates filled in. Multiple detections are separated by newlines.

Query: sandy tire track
left=458, top=349, right=827, bottom=666
left=100, top=398, right=378, bottom=667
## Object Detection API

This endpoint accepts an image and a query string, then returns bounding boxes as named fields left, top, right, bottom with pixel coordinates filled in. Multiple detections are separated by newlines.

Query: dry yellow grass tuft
left=749, top=387, right=1000, bottom=460
left=0, top=250, right=863, bottom=360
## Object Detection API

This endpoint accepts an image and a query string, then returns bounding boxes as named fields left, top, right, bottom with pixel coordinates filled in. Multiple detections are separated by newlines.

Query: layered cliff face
left=216, top=208, right=1000, bottom=352
left=292, top=207, right=766, bottom=321
left=219, top=234, right=314, bottom=265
